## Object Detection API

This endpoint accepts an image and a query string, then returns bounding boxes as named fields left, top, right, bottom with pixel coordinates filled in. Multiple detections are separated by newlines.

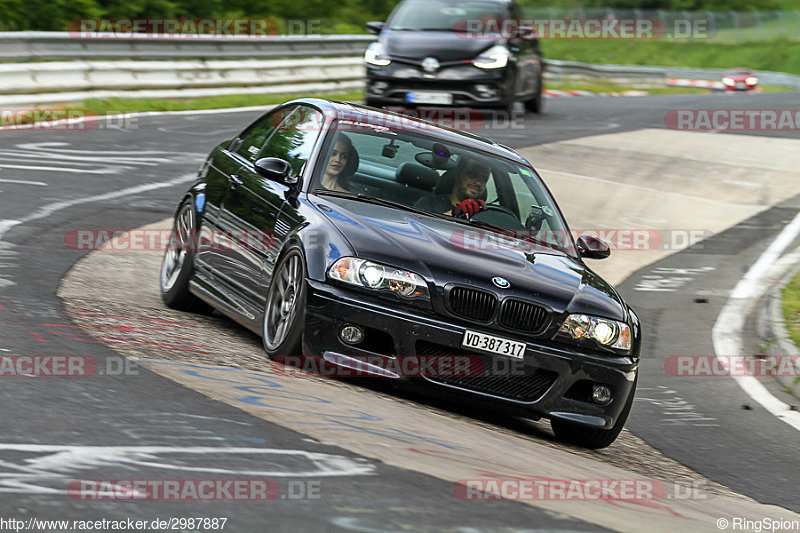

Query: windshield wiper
left=312, top=189, right=452, bottom=220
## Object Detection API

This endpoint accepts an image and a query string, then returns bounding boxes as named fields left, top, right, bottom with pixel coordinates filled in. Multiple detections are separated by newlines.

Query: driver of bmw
left=415, top=158, right=490, bottom=218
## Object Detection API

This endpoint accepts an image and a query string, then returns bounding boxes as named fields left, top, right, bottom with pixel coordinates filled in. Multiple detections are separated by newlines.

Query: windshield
left=387, top=0, right=508, bottom=31
left=311, top=121, right=578, bottom=257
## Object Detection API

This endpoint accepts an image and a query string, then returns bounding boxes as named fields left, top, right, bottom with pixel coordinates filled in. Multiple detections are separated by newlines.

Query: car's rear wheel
left=550, top=376, right=637, bottom=449
left=160, top=200, right=209, bottom=313
left=263, top=245, right=307, bottom=359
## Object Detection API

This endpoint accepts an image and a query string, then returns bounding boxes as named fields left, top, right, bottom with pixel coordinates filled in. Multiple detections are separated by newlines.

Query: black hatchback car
left=364, top=0, right=544, bottom=113
left=160, top=99, right=640, bottom=449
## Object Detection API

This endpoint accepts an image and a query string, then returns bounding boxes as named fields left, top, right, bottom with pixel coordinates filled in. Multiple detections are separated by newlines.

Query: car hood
left=382, top=30, right=496, bottom=62
left=316, top=197, right=627, bottom=321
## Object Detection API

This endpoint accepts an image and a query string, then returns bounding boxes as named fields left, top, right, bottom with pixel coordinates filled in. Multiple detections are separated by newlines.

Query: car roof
left=287, top=98, right=531, bottom=167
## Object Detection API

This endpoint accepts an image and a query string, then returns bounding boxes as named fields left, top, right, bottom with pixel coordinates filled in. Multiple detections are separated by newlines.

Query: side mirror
left=518, top=25, right=537, bottom=41
left=254, top=157, right=296, bottom=186
left=366, top=21, right=384, bottom=34
left=576, top=234, right=611, bottom=260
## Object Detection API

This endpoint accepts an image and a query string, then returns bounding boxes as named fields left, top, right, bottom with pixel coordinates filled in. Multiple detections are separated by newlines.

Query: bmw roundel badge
left=492, top=277, right=510, bottom=288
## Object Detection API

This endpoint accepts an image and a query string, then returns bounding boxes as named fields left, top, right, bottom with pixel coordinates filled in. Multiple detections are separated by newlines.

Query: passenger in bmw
left=415, top=157, right=491, bottom=218
left=320, top=134, right=359, bottom=192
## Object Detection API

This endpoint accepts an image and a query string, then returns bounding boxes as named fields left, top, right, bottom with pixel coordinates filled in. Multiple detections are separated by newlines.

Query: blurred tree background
left=0, top=0, right=797, bottom=31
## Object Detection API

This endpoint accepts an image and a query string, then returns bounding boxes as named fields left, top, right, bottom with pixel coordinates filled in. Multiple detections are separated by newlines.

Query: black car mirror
left=254, top=157, right=297, bottom=186
left=518, top=25, right=537, bottom=40
left=366, top=21, right=384, bottom=34
left=382, top=140, right=399, bottom=158
left=576, top=234, right=611, bottom=260
left=525, top=205, right=545, bottom=229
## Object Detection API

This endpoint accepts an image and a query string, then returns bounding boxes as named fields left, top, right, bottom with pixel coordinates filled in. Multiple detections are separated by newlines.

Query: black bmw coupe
left=160, top=98, right=640, bottom=448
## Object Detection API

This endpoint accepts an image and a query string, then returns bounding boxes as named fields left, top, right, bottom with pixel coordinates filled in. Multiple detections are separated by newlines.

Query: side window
left=235, top=105, right=296, bottom=161
left=258, top=106, right=325, bottom=176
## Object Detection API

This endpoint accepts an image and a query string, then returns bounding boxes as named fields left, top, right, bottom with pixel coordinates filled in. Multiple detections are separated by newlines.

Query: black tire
left=262, top=245, right=307, bottom=360
left=160, top=200, right=210, bottom=313
left=525, top=77, right=543, bottom=114
left=551, top=376, right=637, bottom=449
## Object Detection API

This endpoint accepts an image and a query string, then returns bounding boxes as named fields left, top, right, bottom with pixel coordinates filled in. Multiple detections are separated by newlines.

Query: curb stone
left=759, top=265, right=800, bottom=400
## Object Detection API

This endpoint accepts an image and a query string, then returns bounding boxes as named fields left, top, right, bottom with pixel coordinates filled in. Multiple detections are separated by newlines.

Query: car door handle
left=230, top=174, right=243, bottom=187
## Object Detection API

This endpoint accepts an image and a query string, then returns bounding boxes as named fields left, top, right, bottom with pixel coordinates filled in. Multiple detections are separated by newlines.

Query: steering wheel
left=470, top=204, right=525, bottom=229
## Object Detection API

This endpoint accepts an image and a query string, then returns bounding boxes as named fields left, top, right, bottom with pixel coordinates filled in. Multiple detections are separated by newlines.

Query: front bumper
left=303, top=280, right=638, bottom=429
left=366, top=62, right=513, bottom=107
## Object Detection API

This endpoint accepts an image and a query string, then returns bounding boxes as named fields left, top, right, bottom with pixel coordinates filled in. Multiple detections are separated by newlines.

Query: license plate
left=462, top=330, right=526, bottom=359
left=406, top=91, right=453, bottom=105
left=736, top=82, right=745, bottom=88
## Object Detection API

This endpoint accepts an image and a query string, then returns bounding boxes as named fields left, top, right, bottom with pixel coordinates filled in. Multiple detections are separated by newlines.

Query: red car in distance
left=722, top=68, right=758, bottom=91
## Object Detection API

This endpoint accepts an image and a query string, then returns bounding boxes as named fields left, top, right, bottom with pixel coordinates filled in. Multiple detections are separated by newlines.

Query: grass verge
left=781, top=269, right=800, bottom=356
left=543, top=38, right=800, bottom=76
left=79, top=89, right=366, bottom=115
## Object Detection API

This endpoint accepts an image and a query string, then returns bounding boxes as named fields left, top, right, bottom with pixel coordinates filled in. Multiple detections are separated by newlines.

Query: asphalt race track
left=1, top=91, right=799, bottom=531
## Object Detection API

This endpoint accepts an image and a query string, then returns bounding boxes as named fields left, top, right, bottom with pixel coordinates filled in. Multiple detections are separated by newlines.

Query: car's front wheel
left=160, top=200, right=209, bottom=313
left=263, top=245, right=307, bottom=359
left=525, top=76, right=543, bottom=114
left=550, top=376, right=637, bottom=449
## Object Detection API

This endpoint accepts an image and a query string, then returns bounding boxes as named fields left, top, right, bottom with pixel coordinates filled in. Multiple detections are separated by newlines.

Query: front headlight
left=559, top=314, right=631, bottom=351
left=365, top=42, right=391, bottom=66
left=473, top=45, right=510, bottom=69
left=722, top=77, right=735, bottom=86
left=745, top=76, right=758, bottom=85
left=328, top=257, right=429, bottom=299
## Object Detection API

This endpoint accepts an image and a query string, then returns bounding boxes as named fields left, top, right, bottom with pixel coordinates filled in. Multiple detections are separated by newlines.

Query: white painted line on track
left=712, top=210, right=800, bottom=431
left=0, top=173, right=195, bottom=241
left=0, top=164, right=128, bottom=174
left=0, top=178, right=47, bottom=186
left=730, top=213, right=800, bottom=300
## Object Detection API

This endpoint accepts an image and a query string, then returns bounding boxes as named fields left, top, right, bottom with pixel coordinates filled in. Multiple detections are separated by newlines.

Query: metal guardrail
left=0, top=32, right=376, bottom=62
left=0, top=33, right=798, bottom=106
left=0, top=56, right=366, bottom=106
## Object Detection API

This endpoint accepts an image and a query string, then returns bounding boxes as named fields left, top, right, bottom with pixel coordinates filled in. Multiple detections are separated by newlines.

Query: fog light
left=340, top=325, right=364, bottom=345
left=474, top=84, right=496, bottom=97
left=371, top=81, right=388, bottom=94
left=591, top=385, right=613, bottom=405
